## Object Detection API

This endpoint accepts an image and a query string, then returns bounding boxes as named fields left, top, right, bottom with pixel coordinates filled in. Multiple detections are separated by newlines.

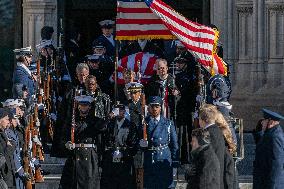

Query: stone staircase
left=36, top=133, right=256, bottom=189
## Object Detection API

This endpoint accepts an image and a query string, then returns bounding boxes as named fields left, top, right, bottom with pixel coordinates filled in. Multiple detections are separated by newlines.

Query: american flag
left=116, top=0, right=175, bottom=40
left=111, top=52, right=157, bottom=84
left=144, top=0, right=219, bottom=72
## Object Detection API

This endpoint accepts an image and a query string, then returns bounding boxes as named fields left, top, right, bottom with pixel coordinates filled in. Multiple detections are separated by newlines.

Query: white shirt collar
left=17, top=62, right=31, bottom=76
left=151, top=115, right=161, bottom=122
left=103, top=34, right=115, bottom=46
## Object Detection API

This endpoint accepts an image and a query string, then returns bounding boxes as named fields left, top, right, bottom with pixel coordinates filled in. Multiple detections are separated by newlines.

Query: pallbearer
left=142, top=96, right=179, bottom=189
left=59, top=95, right=108, bottom=189
left=100, top=104, right=138, bottom=189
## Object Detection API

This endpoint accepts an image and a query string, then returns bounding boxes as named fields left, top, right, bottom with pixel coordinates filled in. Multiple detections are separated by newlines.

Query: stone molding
left=236, top=6, right=253, bottom=13
left=23, top=0, right=57, bottom=51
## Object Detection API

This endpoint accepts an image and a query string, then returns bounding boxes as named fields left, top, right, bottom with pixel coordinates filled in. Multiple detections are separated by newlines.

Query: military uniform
left=253, top=109, right=284, bottom=189
left=100, top=105, right=138, bottom=189
left=60, top=95, right=108, bottom=189
left=141, top=96, right=179, bottom=189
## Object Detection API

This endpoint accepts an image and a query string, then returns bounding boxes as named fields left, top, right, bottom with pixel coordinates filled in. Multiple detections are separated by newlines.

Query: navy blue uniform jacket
left=253, top=125, right=284, bottom=189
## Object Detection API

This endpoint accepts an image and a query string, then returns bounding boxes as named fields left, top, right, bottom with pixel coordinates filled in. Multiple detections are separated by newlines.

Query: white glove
left=195, top=95, right=203, bottom=103
left=173, top=168, right=177, bottom=177
left=32, top=135, right=42, bottom=146
left=50, top=113, right=57, bottom=121
left=139, top=139, right=148, bottom=148
left=65, top=141, right=75, bottom=150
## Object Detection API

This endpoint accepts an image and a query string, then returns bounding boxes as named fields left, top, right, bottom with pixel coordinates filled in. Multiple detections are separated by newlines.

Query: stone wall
left=211, top=0, right=284, bottom=130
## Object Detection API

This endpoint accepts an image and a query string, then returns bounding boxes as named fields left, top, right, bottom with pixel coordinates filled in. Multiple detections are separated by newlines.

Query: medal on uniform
left=112, top=147, right=122, bottom=163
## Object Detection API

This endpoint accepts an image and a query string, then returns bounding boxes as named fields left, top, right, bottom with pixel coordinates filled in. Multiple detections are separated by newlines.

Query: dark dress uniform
left=0, top=129, right=16, bottom=189
left=143, top=115, right=179, bottom=189
left=100, top=116, right=138, bottom=189
left=175, top=64, right=197, bottom=164
left=128, top=100, right=143, bottom=130
left=60, top=114, right=107, bottom=189
left=253, top=109, right=284, bottom=189
left=95, top=35, right=115, bottom=58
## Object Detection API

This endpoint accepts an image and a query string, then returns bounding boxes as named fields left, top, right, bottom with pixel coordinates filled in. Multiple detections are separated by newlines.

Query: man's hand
left=65, top=141, right=75, bottom=150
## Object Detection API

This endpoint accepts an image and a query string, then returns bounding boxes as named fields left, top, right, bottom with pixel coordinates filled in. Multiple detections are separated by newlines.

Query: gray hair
left=76, top=63, right=89, bottom=73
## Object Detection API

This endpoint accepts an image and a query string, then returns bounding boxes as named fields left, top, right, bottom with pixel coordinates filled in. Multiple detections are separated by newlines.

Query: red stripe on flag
left=121, top=55, right=128, bottom=69
left=150, top=3, right=215, bottom=36
left=197, top=58, right=211, bottom=67
left=116, top=30, right=173, bottom=36
left=144, top=56, right=156, bottom=76
left=117, top=7, right=152, bottom=13
left=134, top=52, right=144, bottom=72
left=214, top=54, right=225, bottom=74
left=116, top=18, right=164, bottom=25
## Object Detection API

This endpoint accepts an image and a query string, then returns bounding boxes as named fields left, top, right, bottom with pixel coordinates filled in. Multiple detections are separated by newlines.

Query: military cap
left=115, top=104, right=126, bottom=110
left=8, top=108, right=18, bottom=120
left=148, top=96, right=162, bottom=106
left=13, top=46, right=32, bottom=57
left=175, top=40, right=185, bottom=47
left=208, top=74, right=231, bottom=100
left=1, top=99, right=25, bottom=107
left=262, top=108, right=284, bottom=121
left=126, top=82, right=143, bottom=92
left=174, top=51, right=194, bottom=64
left=75, top=95, right=94, bottom=105
left=36, top=39, right=53, bottom=52
left=0, top=108, right=9, bottom=119
left=99, top=20, right=114, bottom=29
left=92, top=40, right=105, bottom=49
left=86, top=54, right=101, bottom=62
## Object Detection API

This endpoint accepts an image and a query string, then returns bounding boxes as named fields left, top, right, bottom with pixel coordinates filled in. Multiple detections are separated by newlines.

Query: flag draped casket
left=111, top=52, right=157, bottom=84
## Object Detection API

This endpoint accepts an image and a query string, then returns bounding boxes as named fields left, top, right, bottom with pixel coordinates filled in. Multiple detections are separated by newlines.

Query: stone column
left=22, top=0, right=57, bottom=51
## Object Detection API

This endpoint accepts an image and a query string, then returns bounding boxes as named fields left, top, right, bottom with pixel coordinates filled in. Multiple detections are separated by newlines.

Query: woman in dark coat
left=59, top=95, right=107, bottom=189
left=253, top=109, right=284, bottom=189
left=185, top=128, right=220, bottom=189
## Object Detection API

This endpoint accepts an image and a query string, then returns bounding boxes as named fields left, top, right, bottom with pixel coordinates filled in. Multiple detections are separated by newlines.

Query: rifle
left=71, top=89, right=78, bottom=144
left=34, top=105, right=45, bottom=161
left=23, top=116, right=33, bottom=189
left=193, top=63, right=205, bottom=128
left=135, top=93, right=147, bottom=189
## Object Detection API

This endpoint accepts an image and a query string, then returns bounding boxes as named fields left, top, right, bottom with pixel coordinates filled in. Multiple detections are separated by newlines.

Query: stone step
left=41, top=163, right=65, bottom=174
left=42, top=154, right=66, bottom=164
left=35, top=174, right=253, bottom=189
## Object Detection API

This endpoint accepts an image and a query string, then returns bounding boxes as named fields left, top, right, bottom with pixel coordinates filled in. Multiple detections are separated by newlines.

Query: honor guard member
left=206, top=74, right=237, bottom=144
left=101, top=104, right=137, bottom=189
left=85, top=75, right=111, bottom=119
left=6, top=109, right=31, bottom=189
left=142, top=96, right=179, bottom=189
left=117, top=69, right=135, bottom=105
left=12, top=46, right=36, bottom=99
left=127, top=82, right=146, bottom=130
left=60, top=95, right=108, bottom=189
left=95, top=20, right=115, bottom=58
left=174, top=51, right=198, bottom=163
left=253, top=109, right=284, bottom=189
left=52, top=63, right=89, bottom=157
left=0, top=108, right=17, bottom=189
left=145, top=59, right=178, bottom=119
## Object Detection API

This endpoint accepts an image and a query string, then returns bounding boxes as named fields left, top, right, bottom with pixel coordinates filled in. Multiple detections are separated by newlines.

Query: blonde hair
left=199, top=104, right=237, bottom=154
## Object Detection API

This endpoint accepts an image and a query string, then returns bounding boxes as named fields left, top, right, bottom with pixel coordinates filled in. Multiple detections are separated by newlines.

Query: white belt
left=75, top=143, right=96, bottom=148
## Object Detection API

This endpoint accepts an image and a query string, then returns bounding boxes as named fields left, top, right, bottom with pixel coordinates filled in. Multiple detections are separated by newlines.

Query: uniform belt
left=148, top=144, right=169, bottom=151
left=75, top=143, right=96, bottom=148
left=105, top=146, right=128, bottom=151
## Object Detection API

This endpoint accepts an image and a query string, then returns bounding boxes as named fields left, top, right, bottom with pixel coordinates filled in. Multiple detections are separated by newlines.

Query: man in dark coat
left=85, top=75, right=111, bottom=119
left=145, top=59, right=178, bottom=119
left=100, top=104, right=137, bottom=189
left=253, top=108, right=284, bottom=189
left=142, top=96, right=179, bottom=189
left=185, top=128, right=220, bottom=189
left=174, top=51, right=198, bottom=164
left=59, top=95, right=108, bottom=189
